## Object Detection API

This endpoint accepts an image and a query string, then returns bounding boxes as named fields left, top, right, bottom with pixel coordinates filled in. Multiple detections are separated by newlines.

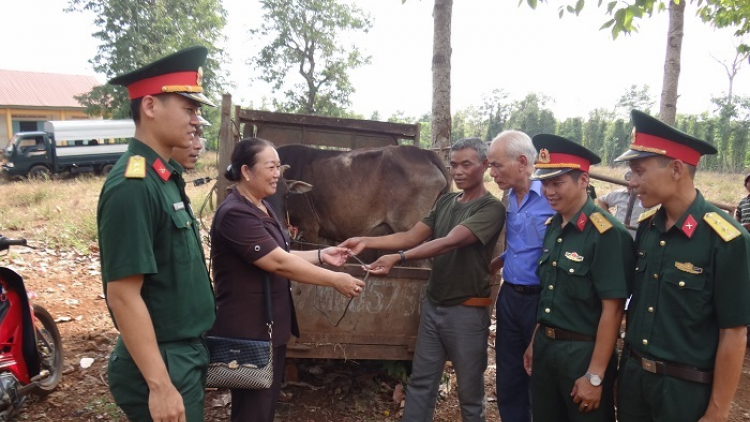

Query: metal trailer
left=217, top=94, right=441, bottom=360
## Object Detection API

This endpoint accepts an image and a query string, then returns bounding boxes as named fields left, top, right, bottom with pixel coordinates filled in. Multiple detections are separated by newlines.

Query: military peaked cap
left=530, top=134, right=601, bottom=180
left=614, top=110, right=716, bottom=166
left=108, top=46, right=216, bottom=107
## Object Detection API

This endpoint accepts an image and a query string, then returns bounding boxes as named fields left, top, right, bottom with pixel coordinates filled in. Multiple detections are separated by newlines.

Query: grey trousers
left=402, top=298, right=490, bottom=422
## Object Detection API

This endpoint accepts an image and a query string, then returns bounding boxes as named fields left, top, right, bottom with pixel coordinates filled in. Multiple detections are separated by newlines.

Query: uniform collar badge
left=152, top=158, right=171, bottom=182
left=565, top=251, right=584, bottom=262
left=576, top=213, right=588, bottom=231
left=675, top=261, right=702, bottom=274
left=680, top=214, right=698, bottom=238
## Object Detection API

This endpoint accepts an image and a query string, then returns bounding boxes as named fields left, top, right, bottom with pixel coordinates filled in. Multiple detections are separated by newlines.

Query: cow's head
left=267, top=164, right=312, bottom=240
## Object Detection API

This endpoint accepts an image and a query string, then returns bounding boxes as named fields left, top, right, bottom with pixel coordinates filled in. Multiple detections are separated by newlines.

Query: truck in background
left=1, top=120, right=134, bottom=179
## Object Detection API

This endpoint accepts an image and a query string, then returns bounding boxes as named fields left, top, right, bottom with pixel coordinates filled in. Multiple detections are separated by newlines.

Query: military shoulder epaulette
left=544, top=217, right=553, bottom=226
left=589, top=212, right=613, bottom=234
left=637, top=208, right=658, bottom=223
left=124, top=155, right=146, bottom=179
left=704, top=211, right=741, bottom=242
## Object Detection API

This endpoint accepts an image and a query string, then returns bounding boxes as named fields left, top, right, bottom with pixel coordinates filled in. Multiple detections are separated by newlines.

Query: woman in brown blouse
left=209, top=138, right=365, bottom=422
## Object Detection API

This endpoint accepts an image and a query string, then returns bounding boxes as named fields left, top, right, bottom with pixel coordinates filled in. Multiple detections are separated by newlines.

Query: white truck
left=1, top=120, right=134, bottom=179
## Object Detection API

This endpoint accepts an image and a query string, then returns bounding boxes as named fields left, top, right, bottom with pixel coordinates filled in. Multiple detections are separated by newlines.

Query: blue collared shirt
left=500, top=180, right=555, bottom=286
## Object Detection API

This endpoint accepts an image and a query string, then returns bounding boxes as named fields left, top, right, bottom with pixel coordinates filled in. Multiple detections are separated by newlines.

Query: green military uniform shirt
left=537, top=198, right=633, bottom=336
left=97, top=138, right=216, bottom=343
left=626, top=190, right=750, bottom=369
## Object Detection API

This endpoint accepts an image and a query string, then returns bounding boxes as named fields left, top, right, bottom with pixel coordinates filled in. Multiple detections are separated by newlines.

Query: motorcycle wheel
left=31, top=304, right=63, bottom=395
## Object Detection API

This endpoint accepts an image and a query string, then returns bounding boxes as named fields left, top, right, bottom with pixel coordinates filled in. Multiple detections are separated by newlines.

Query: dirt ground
left=3, top=238, right=750, bottom=421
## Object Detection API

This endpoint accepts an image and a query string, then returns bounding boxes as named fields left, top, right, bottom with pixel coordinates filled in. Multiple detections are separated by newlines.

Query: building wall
left=0, top=107, right=93, bottom=149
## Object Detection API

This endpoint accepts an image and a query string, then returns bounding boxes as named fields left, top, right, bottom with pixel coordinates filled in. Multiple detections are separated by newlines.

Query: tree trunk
left=659, top=0, right=685, bottom=125
left=432, top=0, right=452, bottom=163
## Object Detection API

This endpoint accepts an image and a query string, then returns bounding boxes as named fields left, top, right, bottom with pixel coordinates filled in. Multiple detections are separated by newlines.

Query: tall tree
left=66, top=0, right=227, bottom=120
left=432, top=0, right=453, bottom=159
left=660, top=0, right=686, bottom=124
left=250, top=0, right=371, bottom=116
left=615, top=84, right=655, bottom=118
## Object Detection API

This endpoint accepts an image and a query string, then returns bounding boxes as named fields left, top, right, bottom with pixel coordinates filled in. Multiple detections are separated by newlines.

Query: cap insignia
left=197, top=66, right=203, bottom=87
left=704, top=211, right=741, bottom=242
left=539, top=149, right=550, bottom=164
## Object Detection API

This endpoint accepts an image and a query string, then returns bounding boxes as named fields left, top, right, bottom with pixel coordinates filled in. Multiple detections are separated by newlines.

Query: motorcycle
left=0, top=235, right=63, bottom=421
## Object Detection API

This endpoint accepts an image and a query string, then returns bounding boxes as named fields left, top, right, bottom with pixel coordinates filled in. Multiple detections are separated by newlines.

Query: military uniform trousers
left=108, top=336, right=208, bottom=422
left=616, top=346, right=711, bottom=422
left=530, top=330, right=617, bottom=422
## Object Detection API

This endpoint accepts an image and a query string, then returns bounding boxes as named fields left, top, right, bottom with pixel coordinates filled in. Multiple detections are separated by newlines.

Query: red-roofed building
left=0, top=70, right=102, bottom=148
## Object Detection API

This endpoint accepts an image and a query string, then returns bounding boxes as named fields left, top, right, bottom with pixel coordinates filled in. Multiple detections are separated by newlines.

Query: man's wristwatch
left=584, top=372, right=602, bottom=387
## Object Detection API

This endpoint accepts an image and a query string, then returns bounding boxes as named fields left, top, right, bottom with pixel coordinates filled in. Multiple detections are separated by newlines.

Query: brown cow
left=269, top=144, right=450, bottom=246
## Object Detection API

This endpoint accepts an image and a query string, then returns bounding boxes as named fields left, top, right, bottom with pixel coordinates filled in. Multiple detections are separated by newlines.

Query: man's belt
left=504, top=282, right=543, bottom=295
left=626, top=345, right=713, bottom=385
left=462, top=297, right=493, bottom=307
left=540, top=324, right=595, bottom=342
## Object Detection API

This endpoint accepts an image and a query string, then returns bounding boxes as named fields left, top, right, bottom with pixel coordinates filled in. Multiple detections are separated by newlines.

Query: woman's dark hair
left=224, top=137, right=276, bottom=181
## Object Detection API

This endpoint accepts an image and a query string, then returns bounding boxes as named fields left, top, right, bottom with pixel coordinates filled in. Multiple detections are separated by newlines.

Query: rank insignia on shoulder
left=675, top=261, right=703, bottom=275
left=704, top=212, right=741, bottom=242
left=589, top=212, right=613, bottom=234
left=564, top=251, right=584, bottom=262
left=637, top=208, right=658, bottom=223
left=124, top=155, right=146, bottom=179
left=544, top=217, right=553, bottom=225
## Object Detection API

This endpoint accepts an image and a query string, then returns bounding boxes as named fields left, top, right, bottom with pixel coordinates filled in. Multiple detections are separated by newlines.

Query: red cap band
left=126, top=71, right=200, bottom=100
left=632, top=132, right=702, bottom=166
left=538, top=152, right=590, bottom=172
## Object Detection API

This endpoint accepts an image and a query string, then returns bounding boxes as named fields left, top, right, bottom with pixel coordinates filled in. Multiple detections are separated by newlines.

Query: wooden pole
left=216, top=93, right=235, bottom=206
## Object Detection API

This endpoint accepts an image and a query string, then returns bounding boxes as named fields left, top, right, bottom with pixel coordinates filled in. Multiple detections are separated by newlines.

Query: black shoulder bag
left=205, top=273, right=273, bottom=389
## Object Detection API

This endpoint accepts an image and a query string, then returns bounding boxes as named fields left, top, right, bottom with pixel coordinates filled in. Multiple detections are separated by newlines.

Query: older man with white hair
left=487, top=130, right=554, bottom=422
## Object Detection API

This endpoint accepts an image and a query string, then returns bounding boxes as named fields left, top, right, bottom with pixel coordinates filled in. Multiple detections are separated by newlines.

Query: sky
left=3, top=0, right=749, bottom=121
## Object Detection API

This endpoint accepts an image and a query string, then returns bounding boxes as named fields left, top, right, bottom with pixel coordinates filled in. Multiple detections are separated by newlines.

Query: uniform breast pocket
left=170, top=210, right=200, bottom=264
left=661, top=268, right=709, bottom=317
left=557, top=259, right=593, bottom=300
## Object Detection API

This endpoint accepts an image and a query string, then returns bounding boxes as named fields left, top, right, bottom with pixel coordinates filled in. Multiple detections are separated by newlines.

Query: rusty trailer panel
left=287, top=264, right=429, bottom=360
left=239, top=109, right=420, bottom=149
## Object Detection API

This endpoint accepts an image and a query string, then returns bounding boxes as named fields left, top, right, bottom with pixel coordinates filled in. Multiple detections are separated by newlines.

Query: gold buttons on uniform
left=653, top=274, right=659, bottom=280
left=552, top=261, right=557, bottom=267
left=544, top=308, right=551, bottom=313
left=557, top=238, right=562, bottom=243
left=659, top=240, right=666, bottom=246
left=679, top=281, right=685, bottom=287
left=548, top=285, right=554, bottom=290
left=569, top=269, right=575, bottom=273
left=642, top=339, right=648, bottom=345
left=648, top=307, right=654, bottom=313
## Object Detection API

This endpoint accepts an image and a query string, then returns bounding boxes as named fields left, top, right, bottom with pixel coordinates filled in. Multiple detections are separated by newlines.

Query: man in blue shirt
left=488, top=130, right=554, bottom=422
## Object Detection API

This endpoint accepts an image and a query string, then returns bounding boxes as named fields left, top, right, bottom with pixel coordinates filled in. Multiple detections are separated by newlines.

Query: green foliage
left=66, top=0, right=228, bottom=118
left=615, top=84, right=655, bottom=118
left=250, top=0, right=372, bottom=116
left=697, top=0, right=750, bottom=50
left=506, top=93, right=557, bottom=137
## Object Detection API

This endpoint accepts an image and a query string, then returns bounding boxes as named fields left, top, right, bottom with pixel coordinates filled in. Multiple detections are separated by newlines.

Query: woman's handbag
left=206, top=273, right=274, bottom=389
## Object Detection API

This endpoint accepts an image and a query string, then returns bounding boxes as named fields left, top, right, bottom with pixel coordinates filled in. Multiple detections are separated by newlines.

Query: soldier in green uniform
left=614, top=110, right=750, bottom=422
left=523, top=134, right=634, bottom=422
left=97, top=46, right=217, bottom=422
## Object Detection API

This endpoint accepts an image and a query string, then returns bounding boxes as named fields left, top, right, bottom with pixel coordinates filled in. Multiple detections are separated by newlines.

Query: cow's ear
left=287, top=179, right=313, bottom=195
left=280, top=164, right=290, bottom=176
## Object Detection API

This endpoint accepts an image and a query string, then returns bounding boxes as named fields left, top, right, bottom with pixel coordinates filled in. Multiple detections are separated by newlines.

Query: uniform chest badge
left=124, top=155, right=146, bottom=179
left=675, top=262, right=703, bottom=274
left=565, top=252, right=584, bottom=262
